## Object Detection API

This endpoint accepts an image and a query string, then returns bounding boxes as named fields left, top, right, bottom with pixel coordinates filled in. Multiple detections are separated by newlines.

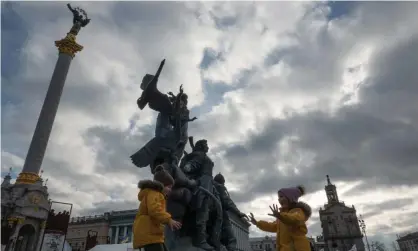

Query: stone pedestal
left=170, top=237, right=202, bottom=251
left=166, top=236, right=227, bottom=251
left=1, top=175, right=49, bottom=251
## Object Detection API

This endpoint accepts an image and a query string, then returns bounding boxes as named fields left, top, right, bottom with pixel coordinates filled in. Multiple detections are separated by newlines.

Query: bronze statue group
left=130, top=60, right=312, bottom=251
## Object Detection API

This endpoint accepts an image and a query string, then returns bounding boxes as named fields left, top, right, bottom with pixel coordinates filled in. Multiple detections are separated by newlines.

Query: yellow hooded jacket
left=255, top=202, right=312, bottom=251
left=133, top=180, right=171, bottom=248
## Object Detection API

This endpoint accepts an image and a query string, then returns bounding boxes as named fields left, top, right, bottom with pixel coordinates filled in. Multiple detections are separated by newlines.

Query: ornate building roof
left=319, top=175, right=357, bottom=213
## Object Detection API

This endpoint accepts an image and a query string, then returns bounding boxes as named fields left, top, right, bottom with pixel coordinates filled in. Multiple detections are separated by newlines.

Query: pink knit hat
left=278, top=186, right=305, bottom=203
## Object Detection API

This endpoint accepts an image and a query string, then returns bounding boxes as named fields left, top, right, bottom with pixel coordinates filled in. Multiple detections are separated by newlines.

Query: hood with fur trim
left=290, top=201, right=312, bottom=218
left=137, top=180, right=164, bottom=202
left=138, top=180, right=164, bottom=191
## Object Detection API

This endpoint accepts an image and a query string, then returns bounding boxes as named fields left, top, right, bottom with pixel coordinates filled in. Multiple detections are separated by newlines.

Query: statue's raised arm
left=81, top=18, right=91, bottom=27
left=67, top=3, right=77, bottom=14
left=66, top=3, right=90, bottom=35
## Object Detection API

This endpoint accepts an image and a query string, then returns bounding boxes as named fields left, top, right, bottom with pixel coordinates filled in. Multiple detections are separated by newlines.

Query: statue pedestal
left=168, top=237, right=227, bottom=251
left=170, top=237, right=199, bottom=251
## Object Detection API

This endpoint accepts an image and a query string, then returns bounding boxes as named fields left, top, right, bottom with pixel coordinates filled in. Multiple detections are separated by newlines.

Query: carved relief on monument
left=17, top=190, right=50, bottom=220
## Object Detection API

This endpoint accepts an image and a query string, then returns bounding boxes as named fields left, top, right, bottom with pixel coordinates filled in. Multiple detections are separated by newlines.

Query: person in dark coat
left=213, top=173, right=248, bottom=251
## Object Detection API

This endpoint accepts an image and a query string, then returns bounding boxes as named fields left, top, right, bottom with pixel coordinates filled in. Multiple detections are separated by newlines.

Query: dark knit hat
left=214, top=173, right=225, bottom=184
left=153, top=166, right=175, bottom=187
left=278, top=186, right=305, bottom=203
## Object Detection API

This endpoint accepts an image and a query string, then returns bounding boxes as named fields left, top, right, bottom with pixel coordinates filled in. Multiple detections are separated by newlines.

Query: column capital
left=15, top=172, right=41, bottom=184
left=55, top=33, right=83, bottom=58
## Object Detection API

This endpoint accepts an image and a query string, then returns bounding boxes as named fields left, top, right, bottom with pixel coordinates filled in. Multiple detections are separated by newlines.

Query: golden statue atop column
left=55, top=3, right=91, bottom=58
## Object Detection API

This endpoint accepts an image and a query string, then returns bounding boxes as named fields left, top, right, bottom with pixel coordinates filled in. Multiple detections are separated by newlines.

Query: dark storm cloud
left=365, top=198, right=414, bottom=213
left=111, top=1, right=189, bottom=29
left=82, top=123, right=155, bottom=175
left=388, top=212, right=418, bottom=229
left=211, top=14, right=237, bottom=30
left=221, top=26, right=418, bottom=202
left=353, top=2, right=418, bottom=38
left=361, top=211, right=382, bottom=220
left=326, top=1, right=359, bottom=20
left=200, top=48, right=222, bottom=70
left=358, top=34, right=418, bottom=124
left=1, top=2, right=29, bottom=81
left=263, top=23, right=348, bottom=94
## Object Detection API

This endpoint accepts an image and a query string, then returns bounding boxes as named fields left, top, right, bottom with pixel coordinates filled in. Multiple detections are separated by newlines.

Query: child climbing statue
left=133, top=166, right=182, bottom=251
left=248, top=186, right=312, bottom=251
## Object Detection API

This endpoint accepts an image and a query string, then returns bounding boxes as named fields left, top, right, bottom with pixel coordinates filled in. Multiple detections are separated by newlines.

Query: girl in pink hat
left=249, top=186, right=312, bottom=251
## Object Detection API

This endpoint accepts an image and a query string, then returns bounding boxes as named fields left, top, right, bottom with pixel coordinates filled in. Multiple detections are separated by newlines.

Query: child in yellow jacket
left=249, top=186, right=312, bottom=251
left=133, top=166, right=182, bottom=251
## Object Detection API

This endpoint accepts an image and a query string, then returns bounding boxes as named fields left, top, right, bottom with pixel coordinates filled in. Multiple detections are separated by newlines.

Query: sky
left=2, top=1, right=418, bottom=249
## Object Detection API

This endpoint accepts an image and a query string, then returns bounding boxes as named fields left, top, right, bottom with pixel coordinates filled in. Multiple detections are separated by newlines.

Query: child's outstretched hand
left=268, top=204, right=280, bottom=218
left=168, top=219, right=182, bottom=230
left=248, top=213, right=257, bottom=225
left=239, top=212, right=250, bottom=221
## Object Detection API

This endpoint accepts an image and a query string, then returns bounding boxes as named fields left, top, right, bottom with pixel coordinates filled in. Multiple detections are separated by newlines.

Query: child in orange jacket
left=133, top=166, right=182, bottom=251
left=249, top=186, right=312, bottom=251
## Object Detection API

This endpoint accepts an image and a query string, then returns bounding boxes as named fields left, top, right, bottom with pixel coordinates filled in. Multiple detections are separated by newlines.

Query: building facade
left=108, top=210, right=136, bottom=244
left=314, top=235, right=327, bottom=251
left=250, top=236, right=276, bottom=251
left=229, top=211, right=252, bottom=251
left=397, top=232, right=418, bottom=251
left=319, top=176, right=365, bottom=251
left=66, top=213, right=110, bottom=251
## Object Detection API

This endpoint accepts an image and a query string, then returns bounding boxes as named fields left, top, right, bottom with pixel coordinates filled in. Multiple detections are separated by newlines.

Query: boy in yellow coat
left=249, top=186, right=312, bottom=251
left=133, top=166, right=182, bottom=251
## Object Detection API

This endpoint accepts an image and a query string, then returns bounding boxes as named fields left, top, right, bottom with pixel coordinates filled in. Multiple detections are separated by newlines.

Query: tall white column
left=123, top=226, right=128, bottom=237
left=108, top=227, right=112, bottom=243
left=16, top=27, right=84, bottom=183
left=115, top=227, right=120, bottom=244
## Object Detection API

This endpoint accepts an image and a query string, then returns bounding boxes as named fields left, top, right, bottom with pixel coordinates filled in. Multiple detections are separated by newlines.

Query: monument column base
left=15, top=172, right=41, bottom=185
left=2, top=179, right=50, bottom=251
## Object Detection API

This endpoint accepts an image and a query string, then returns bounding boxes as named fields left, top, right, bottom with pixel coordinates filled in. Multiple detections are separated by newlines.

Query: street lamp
left=358, top=215, right=371, bottom=251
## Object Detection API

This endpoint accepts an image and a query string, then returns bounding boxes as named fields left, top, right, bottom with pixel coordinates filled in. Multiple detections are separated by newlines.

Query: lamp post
left=358, top=215, right=371, bottom=251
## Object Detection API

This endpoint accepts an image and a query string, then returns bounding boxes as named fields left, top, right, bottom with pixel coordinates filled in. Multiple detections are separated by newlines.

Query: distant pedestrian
left=133, top=166, right=182, bottom=251
left=249, top=186, right=312, bottom=251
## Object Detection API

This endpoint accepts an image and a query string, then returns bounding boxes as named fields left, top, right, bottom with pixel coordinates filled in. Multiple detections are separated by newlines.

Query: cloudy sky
left=2, top=0, right=418, bottom=248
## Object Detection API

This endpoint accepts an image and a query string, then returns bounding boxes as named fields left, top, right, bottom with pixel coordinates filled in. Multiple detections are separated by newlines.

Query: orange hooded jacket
left=133, top=180, right=171, bottom=248
left=255, top=202, right=312, bottom=251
